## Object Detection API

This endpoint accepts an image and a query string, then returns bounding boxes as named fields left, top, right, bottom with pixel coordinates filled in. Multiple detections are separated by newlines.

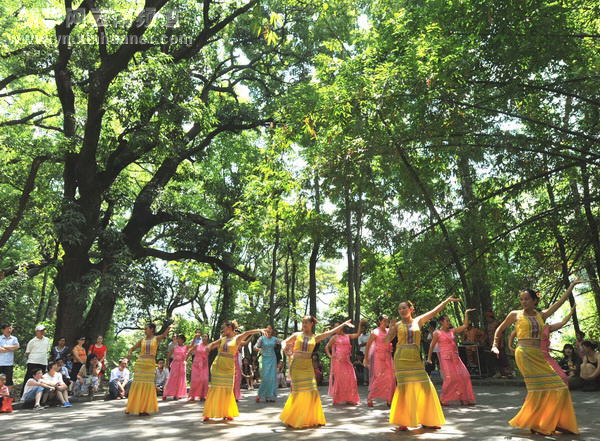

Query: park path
left=2, top=385, right=599, bottom=441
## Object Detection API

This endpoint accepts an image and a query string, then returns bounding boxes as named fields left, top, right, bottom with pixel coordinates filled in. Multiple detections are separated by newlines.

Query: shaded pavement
left=2, top=385, right=599, bottom=441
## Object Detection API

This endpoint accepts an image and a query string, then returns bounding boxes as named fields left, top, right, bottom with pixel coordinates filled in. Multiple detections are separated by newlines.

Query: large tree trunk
left=545, top=179, right=581, bottom=333
left=268, top=213, right=280, bottom=326
left=457, top=155, right=490, bottom=322
left=308, top=173, right=321, bottom=317
left=213, top=248, right=236, bottom=339
left=353, top=194, right=363, bottom=325
left=395, top=145, right=471, bottom=302
left=344, top=184, right=355, bottom=321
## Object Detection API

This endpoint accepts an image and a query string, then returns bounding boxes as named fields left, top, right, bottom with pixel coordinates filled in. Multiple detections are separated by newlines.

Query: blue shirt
left=0, top=335, right=19, bottom=366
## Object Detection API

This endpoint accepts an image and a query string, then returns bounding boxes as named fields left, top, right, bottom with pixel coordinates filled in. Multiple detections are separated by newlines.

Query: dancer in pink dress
left=162, top=335, right=188, bottom=400
left=509, top=306, right=574, bottom=384
left=363, top=315, right=395, bottom=407
left=325, top=320, right=365, bottom=405
left=187, top=334, right=210, bottom=401
left=427, top=309, right=476, bottom=406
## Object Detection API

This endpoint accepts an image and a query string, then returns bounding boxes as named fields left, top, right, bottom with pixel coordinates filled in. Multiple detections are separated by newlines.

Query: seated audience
left=42, top=360, right=71, bottom=407
left=0, top=374, right=13, bottom=413
left=155, top=358, right=169, bottom=395
left=569, top=340, right=600, bottom=392
left=21, top=369, right=54, bottom=410
left=277, top=361, right=286, bottom=388
left=51, top=337, right=70, bottom=362
left=241, top=357, right=254, bottom=390
left=560, top=343, right=581, bottom=382
left=73, top=353, right=101, bottom=399
left=108, top=358, right=132, bottom=399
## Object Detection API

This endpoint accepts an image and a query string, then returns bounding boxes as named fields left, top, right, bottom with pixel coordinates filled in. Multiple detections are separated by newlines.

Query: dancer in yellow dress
left=386, top=297, right=460, bottom=431
left=203, top=321, right=265, bottom=421
left=125, top=323, right=171, bottom=415
left=279, top=317, right=353, bottom=429
left=492, top=279, right=585, bottom=435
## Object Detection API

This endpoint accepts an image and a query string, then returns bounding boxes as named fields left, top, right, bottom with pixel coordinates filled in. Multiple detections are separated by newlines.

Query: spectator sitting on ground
left=155, top=358, right=169, bottom=395
left=51, top=337, right=70, bottom=362
left=73, top=353, right=101, bottom=399
left=42, top=360, right=71, bottom=407
left=0, top=374, right=13, bottom=413
left=241, top=357, right=254, bottom=390
left=56, top=358, right=71, bottom=389
left=560, top=343, right=581, bottom=381
left=21, top=369, right=54, bottom=410
left=277, top=361, right=286, bottom=388
left=570, top=340, right=600, bottom=392
left=108, top=358, right=131, bottom=399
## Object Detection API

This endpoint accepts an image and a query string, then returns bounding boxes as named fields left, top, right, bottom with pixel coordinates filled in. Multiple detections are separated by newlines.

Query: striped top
left=398, top=322, right=421, bottom=346
left=516, top=311, right=544, bottom=340
left=294, top=334, right=315, bottom=353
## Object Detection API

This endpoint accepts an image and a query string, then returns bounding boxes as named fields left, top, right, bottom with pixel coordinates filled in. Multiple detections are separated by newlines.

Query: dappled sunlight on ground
left=1, top=385, right=598, bottom=440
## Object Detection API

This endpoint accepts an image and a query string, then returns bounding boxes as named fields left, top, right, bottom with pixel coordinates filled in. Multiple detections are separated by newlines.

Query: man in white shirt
left=23, top=325, right=50, bottom=384
left=108, top=359, right=131, bottom=399
left=357, top=327, right=370, bottom=385
left=155, top=358, right=169, bottom=395
left=0, top=323, right=20, bottom=393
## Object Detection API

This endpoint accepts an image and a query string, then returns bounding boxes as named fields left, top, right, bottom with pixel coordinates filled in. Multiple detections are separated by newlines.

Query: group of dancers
left=123, top=278, right=586, bottom=436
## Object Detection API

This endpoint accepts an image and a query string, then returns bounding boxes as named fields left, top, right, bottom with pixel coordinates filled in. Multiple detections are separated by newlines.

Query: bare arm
left=156, top=325, right=172, bottom=343
left=325, top=335, right=336, bottom=358
left=348, top=321, right=367, bottom=340
left=542, top=279, right=586, bottom=320
left=315, top=319, right=353, bottom=343
left=362, top=333, right=376, bottom=366
left=548, top=306, right=576, bottom=333
left=206, top=338, right=222, bottom=352
left=507, top=330, right=517, bottom=353
left=127, top=340, right=142, bottom=359
left=416, top=297, right=461, bottom=325
left=491, top=311, right=518, bottom=355
left=237, top=329, right=265, bottom=342
left=186, top=343, right=196, bottom=358
left=427, top=332, right=440, bottom=363
left=384, top=320, right=398, bottom=343
left=454, top=308, right=476, bottom=334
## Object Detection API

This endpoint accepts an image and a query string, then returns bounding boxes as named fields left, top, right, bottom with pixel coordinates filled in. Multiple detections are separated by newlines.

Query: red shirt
left=89, top=344, right=107, bottom=367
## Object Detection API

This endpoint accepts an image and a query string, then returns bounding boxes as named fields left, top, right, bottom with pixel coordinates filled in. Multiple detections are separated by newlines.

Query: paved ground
left=2, top=385, right=599, bottom=441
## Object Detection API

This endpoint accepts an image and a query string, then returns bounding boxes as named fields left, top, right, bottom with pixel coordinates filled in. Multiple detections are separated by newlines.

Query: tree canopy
left=1, top=0, right=598, bottom=349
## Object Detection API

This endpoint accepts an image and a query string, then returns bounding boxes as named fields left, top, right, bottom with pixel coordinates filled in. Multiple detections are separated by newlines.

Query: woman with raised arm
left=255, top=325, right=282, bottom=403
left=202, top=321, right=265, bottom=422
left=363, top=314, right=395, bottom=407
left=492, top=280, right=585, bottom=435
left=385, top=297, right=460, bottom=431
left=325, top=319, right=365, bottom=405
left=279, top=317, right=354, bottom=429
left=509, top=306, right=576, bottom=384
left=125, top=322, right=171, bottom=416
left=187, top=334, right=212, bottom=402
left=427, top=309, right=476, bottom=406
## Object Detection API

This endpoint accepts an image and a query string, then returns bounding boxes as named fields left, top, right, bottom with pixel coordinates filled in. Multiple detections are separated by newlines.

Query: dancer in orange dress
left=386, top=297, right=460, bottom=431
left=427, top=309, right=476, bottom=406
left=492, top=280, right=585, bottom=435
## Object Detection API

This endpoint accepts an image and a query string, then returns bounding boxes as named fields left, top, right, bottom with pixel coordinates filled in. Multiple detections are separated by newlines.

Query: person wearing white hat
left=23, top=325, right=50, bottom=386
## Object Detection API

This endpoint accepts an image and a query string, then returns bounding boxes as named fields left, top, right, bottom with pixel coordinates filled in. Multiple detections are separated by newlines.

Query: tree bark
left=308, top=173, right=321, bottom=317
left=344, top=184, right=355, bottom=320
left=269, top=211, right=280, bottom=326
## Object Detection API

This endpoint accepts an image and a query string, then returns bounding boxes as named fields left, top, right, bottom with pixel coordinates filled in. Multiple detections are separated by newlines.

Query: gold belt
left=518, top=339, right=541, bottom=348
left=219, top=352, right=234, bottom=358
left=293, top=351, right=312, bottom=359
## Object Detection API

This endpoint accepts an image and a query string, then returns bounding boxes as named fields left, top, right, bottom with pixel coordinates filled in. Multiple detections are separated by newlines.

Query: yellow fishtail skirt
left=279, top=358, right=325, bottom=428
left=125, top=357, right=158, bottom=415
left=203, top=356, right=239, bottom=419
left=510, top=346, right=578, bottom=435
left=389, top=346, right=445, bottom=427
